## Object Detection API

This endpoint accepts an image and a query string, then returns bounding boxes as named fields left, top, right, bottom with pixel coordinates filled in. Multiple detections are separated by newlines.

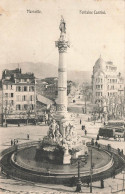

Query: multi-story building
left=2, top=68, right=36, bottom=119
left=92, top=56, right=124, bottom=118
left=0, top=80, right=3, bottom=125
left=36, top=77, right=72, bottom=100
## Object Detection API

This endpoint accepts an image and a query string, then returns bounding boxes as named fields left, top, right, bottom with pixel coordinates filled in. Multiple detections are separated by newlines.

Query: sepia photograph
left=0, top=0, right=125, bottom=193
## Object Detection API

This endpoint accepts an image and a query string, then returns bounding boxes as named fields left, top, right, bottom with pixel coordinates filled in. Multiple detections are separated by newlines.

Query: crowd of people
left=80, top=118, right=87, bottom=135
left=10, top=134, right=30, bottom=146
left=11, top=139, right=18, bottom=146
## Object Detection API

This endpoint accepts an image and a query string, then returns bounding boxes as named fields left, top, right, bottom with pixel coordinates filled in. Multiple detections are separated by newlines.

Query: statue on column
left=59, top=16, right=66, bottom=33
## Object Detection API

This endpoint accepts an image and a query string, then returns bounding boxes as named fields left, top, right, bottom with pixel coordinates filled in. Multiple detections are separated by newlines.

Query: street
left=0, top=114, right=125, bottom=193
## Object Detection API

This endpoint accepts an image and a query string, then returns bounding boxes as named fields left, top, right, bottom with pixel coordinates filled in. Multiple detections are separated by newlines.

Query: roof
left=2, top=80, right=35, bottom=85
left=94, top=56, right=105, bottom=71
left=15, top=73, right=35, bottom=79
left=95, top=56, right=104, bottom=66
left=3, top=68, right=20, bottom=77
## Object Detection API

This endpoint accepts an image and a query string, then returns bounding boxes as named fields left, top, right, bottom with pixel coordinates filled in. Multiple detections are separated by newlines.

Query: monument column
left=55, top=17, right=70, bottom=119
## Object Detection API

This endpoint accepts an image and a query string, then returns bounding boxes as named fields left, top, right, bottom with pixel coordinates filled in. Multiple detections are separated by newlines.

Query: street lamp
left=122, top=170, right=125, bottom=191
left=75, top=155, right=87, bottom=192
left=3, top=106, right=8, bottom=127
left=90, top=147, right=93, bottom=193
left=75, top=158, right=82, bottom=192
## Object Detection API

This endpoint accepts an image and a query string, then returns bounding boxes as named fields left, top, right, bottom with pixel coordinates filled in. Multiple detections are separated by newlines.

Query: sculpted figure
left=49, top=119, right=60, bottom=141
left=59, top=16, right=66, bottom=34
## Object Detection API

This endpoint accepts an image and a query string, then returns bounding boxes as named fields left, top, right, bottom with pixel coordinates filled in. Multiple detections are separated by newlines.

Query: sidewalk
left=0, top=172, right=124, bottom=193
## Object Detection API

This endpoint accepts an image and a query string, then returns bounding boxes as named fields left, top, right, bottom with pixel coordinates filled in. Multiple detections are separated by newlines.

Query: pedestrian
left=96, top=134, right=99, bottom=140
left=85, top=129, right=87, bottom=135
left=82, top=125, right=85, bottom=130
left=80, top=119, right=81, bottom=125
left=95, top=141, right=98, bottom=146
left=70, top=176, right=76, bottom=186
left=121, top=149, right=123, bottom=155
left=98, top=143, right=100, bottom=151
left=14, top=139, right=16, bottom=145
left=87, top=179, right=90, bottom=187
left=27, top=134, right=29, bottom=140
left=91, top=138, right=94, bottom=145
left=11, top=140, right=13, bottom=146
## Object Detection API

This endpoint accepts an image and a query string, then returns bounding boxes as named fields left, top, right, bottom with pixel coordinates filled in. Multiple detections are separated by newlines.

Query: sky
left=0, top=0, right=125, bottom=75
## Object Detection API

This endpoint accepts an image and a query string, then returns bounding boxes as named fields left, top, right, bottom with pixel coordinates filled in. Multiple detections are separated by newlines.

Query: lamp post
left=76, top=158, right=82, bottom=192
left=90, top=147, right=93, bottom=193
left=122, top=170, right=125, bottom=191
left=3, top=106, right=8, bottom=127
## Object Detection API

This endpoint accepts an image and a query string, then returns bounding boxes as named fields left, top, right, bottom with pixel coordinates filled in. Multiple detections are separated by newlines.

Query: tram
left=98, top=120, right=125, bottom=139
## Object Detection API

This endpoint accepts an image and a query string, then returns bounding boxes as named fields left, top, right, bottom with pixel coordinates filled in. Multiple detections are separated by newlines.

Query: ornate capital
left=55, top=41, right=70, bottom=53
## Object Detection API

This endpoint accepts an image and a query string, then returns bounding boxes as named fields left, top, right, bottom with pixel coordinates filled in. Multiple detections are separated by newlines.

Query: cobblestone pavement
left=0, top=115, right=125, bottom=193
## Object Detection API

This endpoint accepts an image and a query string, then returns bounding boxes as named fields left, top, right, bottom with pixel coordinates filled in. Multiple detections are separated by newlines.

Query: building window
left=16, top=104, right=21, bottom=110
left=16, top=86, right=21, bottom=92
left=30, top=95, right=34, bottom=101
left=11, top=93, right=14, bottom=97
left=16, top=95, right=21, bottom=102
left=24, top=104, right=28, bottom=110
left=16, top=79, right=19, bottom=83
left=29, top=86, right=34, bottom=92
left=22, top=95, right=26, bottom=101
left=5, top=93, right=8, bottom=98
left=24, top=86, right=27, bottom=91
left=5, top=100, right=8, bottom=106
left=11, top=85, right=12, bottom=89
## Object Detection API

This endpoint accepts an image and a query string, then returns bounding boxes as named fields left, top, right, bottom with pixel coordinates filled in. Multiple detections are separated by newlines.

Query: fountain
left=35, top=16, right=88, bottom=164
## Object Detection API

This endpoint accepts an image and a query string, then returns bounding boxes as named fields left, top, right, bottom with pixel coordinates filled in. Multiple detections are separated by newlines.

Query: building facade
left=2, top=68, right=36, bottom=119
left=0, top=80, right=3, bottom=125
left=36, top=77, right=72, bottom=101
left=92, top=56, right=124, bottom=118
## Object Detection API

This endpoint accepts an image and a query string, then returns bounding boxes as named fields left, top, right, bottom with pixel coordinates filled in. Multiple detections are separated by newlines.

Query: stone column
left=55, top=17, right=70, bottom=120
